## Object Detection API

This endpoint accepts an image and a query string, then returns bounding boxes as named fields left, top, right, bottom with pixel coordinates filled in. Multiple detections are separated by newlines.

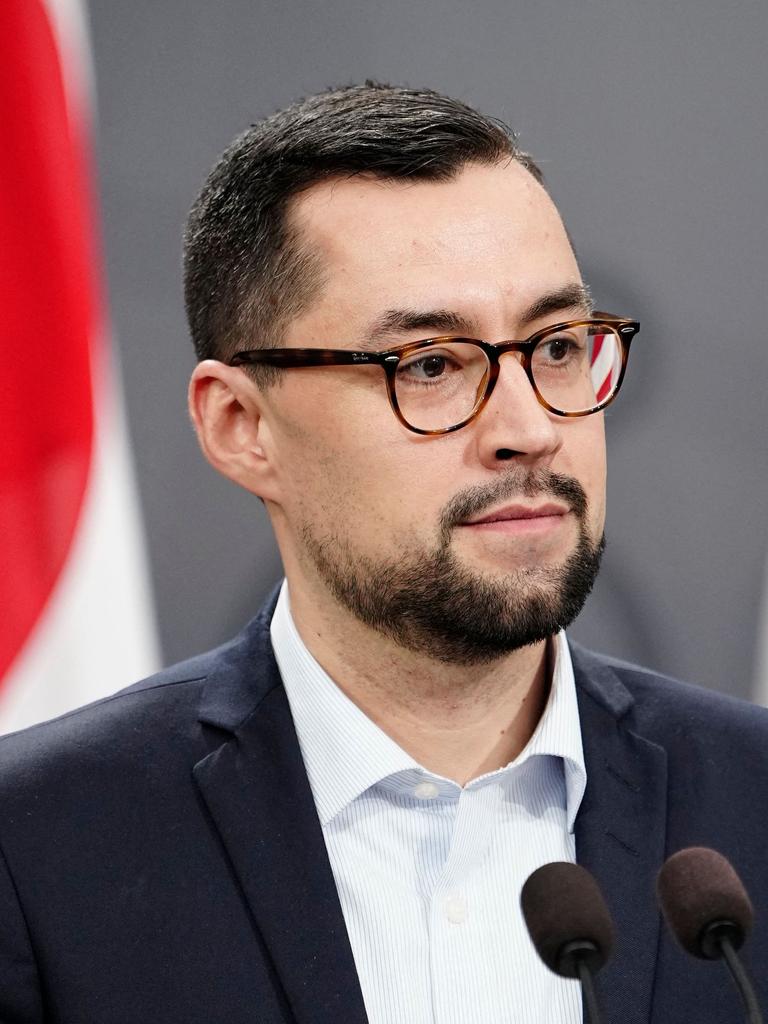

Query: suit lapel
left=192, top=607, right=368, bottom=1024
left=571, top=645, right=668, bottom=1024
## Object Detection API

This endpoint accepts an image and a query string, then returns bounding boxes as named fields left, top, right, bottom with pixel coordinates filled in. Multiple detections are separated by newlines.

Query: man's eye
left=417, top=355, right=448, bottom=378
left=399, top=350, right=460, bottom=380
left=541, top=336, right=574, bottom=361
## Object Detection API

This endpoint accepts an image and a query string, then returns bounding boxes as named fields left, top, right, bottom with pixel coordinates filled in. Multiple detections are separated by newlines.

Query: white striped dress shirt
left=270, top=582, right=587, bottom=1023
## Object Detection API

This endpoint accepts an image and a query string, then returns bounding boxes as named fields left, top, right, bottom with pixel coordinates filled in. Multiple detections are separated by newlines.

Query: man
left=0, top=83, right=766, bottom=1023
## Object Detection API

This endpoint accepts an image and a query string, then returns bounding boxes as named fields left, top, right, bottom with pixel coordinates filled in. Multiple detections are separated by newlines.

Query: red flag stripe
left=0, top=0, right=99, bottom=683
left=590, top=333, right=604, bottom=363
left=595, top=373, right=613, bottom=404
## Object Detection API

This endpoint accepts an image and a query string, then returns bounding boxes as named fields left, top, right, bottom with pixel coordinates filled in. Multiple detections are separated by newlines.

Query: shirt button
left=444, top=894, right=467, bottom=924
left=414, top=781, right=439, bottom=800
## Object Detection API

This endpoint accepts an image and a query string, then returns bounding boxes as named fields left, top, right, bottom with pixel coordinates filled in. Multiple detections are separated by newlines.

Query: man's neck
left=285, top=580, right=551, bottom=787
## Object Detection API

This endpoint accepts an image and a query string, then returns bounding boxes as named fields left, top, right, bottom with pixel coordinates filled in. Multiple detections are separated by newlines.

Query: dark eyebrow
left=518, top=283, right=594, bottom=326
left=363, top=308, right=479, bottom=347
left=361, top=283, right=593, bottom=348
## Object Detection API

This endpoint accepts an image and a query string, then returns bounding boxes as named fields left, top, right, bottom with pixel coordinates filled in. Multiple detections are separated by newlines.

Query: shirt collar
left=520, top=629, right=587, bottom=832
left=270, top=581, right=586, bottom=831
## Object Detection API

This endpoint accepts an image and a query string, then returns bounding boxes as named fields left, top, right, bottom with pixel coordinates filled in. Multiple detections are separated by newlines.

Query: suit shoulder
left=0, top=600, right=280, bottom=793
left=570, top=641, right=768, bottom=740
left=0, top=644, right=229, bottom=786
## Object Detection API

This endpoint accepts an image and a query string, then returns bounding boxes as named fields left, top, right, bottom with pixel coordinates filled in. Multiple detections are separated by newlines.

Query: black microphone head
left=656, top=847, right=754, bottom=960
left=520, top=862, right=615, bottom=978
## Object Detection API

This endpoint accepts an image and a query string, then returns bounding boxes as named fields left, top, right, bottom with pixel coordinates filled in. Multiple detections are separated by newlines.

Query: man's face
left=258, top=160, right=607, bottom=663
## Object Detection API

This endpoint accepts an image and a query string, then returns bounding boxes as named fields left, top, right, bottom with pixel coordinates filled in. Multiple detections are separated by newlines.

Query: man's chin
left=301, top=516, right=605, bottom=665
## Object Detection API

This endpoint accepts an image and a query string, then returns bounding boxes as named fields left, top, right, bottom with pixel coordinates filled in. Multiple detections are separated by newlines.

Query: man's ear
left=188, top=360, right=278, bottom=500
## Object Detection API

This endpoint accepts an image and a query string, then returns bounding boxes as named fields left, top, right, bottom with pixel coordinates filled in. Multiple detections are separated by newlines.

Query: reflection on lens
left=533, top=325, right=622, bottom=414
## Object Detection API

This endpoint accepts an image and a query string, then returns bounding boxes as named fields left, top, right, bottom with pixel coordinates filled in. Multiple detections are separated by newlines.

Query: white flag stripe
left=0, top=369, right=159, bottom=733
left=590, top=335, right=615, bottom=394
left=42, top=0, right=95, bottom=124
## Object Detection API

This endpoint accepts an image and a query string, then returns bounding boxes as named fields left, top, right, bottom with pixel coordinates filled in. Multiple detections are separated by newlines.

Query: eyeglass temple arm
left=229, top=348, right=387, bottom=368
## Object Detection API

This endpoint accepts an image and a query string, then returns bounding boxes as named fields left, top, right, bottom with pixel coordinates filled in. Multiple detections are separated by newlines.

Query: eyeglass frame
left=227, top=312, right=640, bottom=436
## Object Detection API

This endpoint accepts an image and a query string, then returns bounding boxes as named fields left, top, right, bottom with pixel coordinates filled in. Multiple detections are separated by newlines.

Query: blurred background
left=3, top=0, right=768, bottom=728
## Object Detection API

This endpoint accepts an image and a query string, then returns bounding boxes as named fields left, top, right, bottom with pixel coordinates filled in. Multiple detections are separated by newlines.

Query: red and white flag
left=0, top=0, right=158, bottom=734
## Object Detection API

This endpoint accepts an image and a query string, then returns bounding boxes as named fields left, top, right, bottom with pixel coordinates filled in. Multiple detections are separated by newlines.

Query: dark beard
left=301, top=469, right=605, bottom=666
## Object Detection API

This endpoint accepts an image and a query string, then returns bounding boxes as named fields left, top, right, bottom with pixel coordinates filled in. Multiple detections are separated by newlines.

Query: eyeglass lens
left=393, top=324, right=623, bottom=431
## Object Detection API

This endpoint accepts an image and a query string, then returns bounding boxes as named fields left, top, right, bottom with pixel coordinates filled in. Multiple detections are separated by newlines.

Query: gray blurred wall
left=89, top=0, right=768, bottom=699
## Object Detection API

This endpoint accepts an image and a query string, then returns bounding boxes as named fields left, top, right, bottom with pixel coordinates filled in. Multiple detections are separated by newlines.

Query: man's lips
left=462, top=503, right=569, bottom=525
left=458, top=503, right=570, bottom=533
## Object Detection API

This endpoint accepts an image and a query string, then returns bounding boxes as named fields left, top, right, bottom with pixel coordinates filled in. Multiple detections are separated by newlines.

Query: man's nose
left=472, top=352, right=562, bottom=468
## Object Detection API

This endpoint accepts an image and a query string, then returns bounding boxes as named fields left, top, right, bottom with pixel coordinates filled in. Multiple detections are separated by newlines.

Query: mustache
left=440, top=469, right=588, bottom=540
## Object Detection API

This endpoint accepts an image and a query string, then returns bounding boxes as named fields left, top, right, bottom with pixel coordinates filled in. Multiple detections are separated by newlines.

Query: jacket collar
left=196, top=596, right=280, bottom=732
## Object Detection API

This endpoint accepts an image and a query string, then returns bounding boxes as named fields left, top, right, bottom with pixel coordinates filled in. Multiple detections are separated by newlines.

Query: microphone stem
left=576, top=959, right=602, bottom=1024
left=719, top=936, right=764, bottom=1024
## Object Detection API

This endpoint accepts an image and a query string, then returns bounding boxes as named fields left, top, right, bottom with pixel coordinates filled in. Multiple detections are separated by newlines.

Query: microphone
left=521, top=862, right=615, bottom=1024
left=656, top=847, right=763, bottom=1024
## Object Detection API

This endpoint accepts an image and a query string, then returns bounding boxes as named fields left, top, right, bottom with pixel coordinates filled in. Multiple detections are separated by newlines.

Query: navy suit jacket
left=1, top=596, right=767, bottom=1022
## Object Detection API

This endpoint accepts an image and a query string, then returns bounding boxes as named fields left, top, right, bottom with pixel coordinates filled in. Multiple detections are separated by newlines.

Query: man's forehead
left=289, top=161, right=562, bottom=252
left=284, top=162, right=582, bottom=341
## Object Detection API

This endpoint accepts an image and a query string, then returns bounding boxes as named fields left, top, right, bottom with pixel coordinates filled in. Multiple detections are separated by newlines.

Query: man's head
left=183, top=82, right=543, bottom=366
left=187, top=84, right=612, bottom=665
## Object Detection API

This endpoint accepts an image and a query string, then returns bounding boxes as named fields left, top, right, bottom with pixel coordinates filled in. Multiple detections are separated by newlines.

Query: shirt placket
left=428, top=781, right=500, bottom=1024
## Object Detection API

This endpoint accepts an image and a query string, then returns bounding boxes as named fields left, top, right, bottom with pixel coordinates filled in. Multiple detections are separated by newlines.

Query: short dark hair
left=183, top=82, right=543, bottom=369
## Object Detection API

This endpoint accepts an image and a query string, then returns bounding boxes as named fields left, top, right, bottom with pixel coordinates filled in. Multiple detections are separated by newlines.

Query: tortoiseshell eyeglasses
left=228, top=313, right=640, bottom=436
